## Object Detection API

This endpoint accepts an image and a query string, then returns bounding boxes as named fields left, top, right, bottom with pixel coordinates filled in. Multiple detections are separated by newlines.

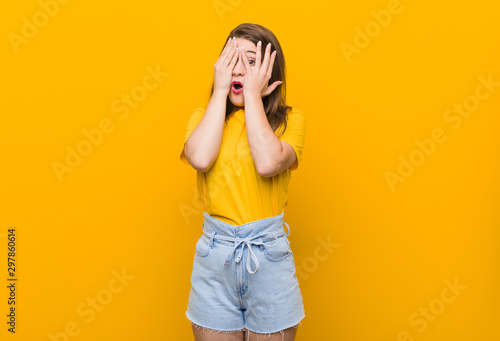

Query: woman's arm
left=183, top=37, right=239, bottom=172
left=182, top=91, right=227, bottom=172
left=244, top=93, right=297, bottom=177
left=238, top=42, right=295, bottom=177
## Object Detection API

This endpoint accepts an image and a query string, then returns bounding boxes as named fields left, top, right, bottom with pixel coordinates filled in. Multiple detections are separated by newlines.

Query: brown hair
left=207, top=23, right=292, bottom=137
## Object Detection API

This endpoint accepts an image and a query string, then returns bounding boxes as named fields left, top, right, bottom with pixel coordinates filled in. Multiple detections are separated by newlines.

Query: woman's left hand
left=240, top=41, right=282, bottom=98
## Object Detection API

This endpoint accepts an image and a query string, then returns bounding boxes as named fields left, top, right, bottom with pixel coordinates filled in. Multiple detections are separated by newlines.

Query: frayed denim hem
left=186, top=311, right=304, bottom=340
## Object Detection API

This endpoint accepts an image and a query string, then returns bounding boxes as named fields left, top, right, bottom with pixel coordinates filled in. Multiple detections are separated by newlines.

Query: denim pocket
left=195, top=234, right=211, bottom=258
left=263, top=236, right=291, bottom=262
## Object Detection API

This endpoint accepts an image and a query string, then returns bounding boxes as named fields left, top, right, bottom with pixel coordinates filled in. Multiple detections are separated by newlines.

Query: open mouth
left=232, top=81, right=243, bottom=94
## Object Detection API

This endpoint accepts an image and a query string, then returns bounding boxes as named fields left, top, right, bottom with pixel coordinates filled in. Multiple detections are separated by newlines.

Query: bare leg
left=244, top=325, right=299, bottom=341
left=191, top=321, right=246, bottom=341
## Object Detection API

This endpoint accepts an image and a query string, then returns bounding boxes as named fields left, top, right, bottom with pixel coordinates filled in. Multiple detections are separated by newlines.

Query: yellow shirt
left=180, top=106, right=306, bottom=226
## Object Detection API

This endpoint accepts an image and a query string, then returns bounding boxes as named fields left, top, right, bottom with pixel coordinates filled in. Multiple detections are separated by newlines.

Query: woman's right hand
left=213, top=37, right=239, bottom=96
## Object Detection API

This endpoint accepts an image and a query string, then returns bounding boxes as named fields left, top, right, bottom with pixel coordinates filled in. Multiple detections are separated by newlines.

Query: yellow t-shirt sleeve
left=180, top=107, right=206, bottom=165
left=279, top=108, right=306, bottom=171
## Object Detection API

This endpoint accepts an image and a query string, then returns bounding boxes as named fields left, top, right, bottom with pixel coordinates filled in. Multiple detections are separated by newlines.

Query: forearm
left=243, top=93, right=283, bottom=175
left=184, top=91, right=227, bottom=171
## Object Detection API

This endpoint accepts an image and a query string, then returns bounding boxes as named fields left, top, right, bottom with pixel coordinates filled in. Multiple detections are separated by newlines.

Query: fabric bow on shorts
left=203, top=222, right=290, bottom=274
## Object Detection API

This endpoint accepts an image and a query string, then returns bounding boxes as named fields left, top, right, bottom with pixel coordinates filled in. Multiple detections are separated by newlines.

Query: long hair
left=207, top=23, right=292, bottom=137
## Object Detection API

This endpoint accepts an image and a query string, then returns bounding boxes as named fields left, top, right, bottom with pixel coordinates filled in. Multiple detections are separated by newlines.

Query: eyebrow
left=245, top=51, right=256, bottom=54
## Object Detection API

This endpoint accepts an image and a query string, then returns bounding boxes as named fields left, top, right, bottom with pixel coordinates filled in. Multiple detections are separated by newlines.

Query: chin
left=229, top=94, right=244, bottom=107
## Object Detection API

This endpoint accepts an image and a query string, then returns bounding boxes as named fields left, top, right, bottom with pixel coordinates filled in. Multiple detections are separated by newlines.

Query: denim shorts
left=185, top=211, right=306, bottom=334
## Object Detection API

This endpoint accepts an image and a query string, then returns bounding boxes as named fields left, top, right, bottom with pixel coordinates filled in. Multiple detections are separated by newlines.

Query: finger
left=225, top=42, right=238, bottom=68
left=266, top=49, right=277, bottom=78
left=270, top=80, right=282, bottom=90
left=263, top=81, right=281, bottom=97
left=256, top=40, right=262, bottom=69
left=262, top=42, right=271, bottom=74
left=218, top=37, right=232, bottom=62
left=228, top=45, right=239, bottom=69
left=224, top=36, right=236, bottom=53
left=240, top=47, right=250, bottom=71
left=220, top=40, right=237, bottom=67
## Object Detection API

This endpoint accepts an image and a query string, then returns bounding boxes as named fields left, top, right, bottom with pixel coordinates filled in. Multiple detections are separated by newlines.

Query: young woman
left=180, top=23, right=306, bottom=341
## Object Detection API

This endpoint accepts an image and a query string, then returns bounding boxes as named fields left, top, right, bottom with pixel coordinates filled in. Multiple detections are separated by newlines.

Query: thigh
left=244, top=326, right=298, bottom=341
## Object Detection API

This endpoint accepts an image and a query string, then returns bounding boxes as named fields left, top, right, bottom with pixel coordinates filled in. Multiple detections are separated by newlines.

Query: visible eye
left=249, top=60, right=255, bottom=65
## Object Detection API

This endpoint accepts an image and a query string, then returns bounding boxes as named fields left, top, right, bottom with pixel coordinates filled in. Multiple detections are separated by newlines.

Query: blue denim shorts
left=186, top=211, right=306, bottom=334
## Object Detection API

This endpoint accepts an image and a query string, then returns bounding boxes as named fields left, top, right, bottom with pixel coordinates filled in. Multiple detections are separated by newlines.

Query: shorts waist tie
left=203, top=222, right=290, bottom=275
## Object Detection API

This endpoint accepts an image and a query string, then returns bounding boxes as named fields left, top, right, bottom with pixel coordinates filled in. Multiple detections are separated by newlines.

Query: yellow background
left=1, top=0, right=499, bottom=340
